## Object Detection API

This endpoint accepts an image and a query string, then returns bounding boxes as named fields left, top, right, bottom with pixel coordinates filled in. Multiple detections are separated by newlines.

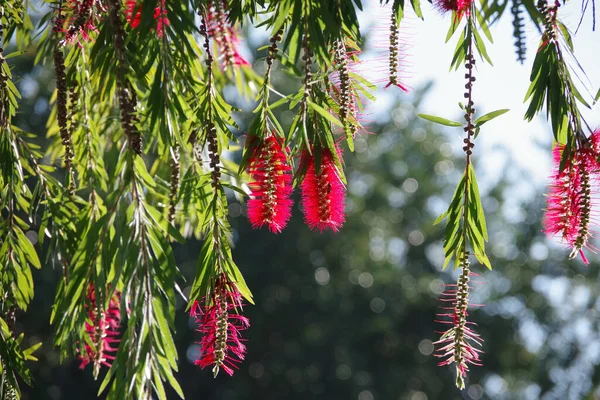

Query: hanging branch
left=187, top=11, right=253, bottom=378
left=52, top=1, right=76, bottom=194
left=524, top=0, right=590, bottom=148
left=526, top=0, right=599, bottom=263
left=239, top=29, right=294, bottom=234
left=432, top=32, right=487, bottom=389
left=109, top=0, right=141, bottom=154
left=418, top=2, right=508, bottom=388
left=0, top=7, right=43, bottom=398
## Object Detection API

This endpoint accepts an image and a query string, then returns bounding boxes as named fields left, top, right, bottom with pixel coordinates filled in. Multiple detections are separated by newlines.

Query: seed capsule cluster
left=388, top=12, right=400, bottom=87
left=109, top=0, right=142, bottom=154
left=207, top=122, right=221, bottom=189
left=333, top=39, right=356, bottom=139
left=54, top=44, right=76, bottom=193
left=462, top=53, right=476, bottom=157
left=511, top=0, right=526, bottom=63
left=299, top=31, right=313, bottom=120
left=199, top=15, right=222, bottom=190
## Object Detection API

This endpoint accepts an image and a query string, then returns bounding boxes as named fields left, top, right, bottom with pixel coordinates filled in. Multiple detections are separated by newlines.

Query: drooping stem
left=109, top=0, right=142, bottom=154
left=168, top=145, right=180, bottom=224
left=264, top=30, right=283, bottom=92
left=538, top=0, right=584, bottom=144
left=461, top=25, right=476, bottom=248
left=53, top=3, right=76, bottom=194
left=511, top=0, right=526, bottom=63
left=199, top=14, right=221, bottom=190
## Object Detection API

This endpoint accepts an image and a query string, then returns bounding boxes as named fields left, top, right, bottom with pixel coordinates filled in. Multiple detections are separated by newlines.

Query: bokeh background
left=9, top=1, right=600, bottom=399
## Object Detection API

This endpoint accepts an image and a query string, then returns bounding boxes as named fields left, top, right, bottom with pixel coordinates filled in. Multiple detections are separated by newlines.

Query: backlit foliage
left=0, top=0, right=598, bottom=397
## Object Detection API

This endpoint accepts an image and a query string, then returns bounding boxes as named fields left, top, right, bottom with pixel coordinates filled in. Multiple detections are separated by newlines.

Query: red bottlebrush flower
left=246, top=135, right=293, bottom=233
left=153, top=0, right=170, bottom=37
left=435, top=0, right=474, bottom=20
left=190, top=274, right=250, bottom=377
left=79, top=284, right=121, bottom=377
left=205, top=0, right=250, bottom=69
left=543, top=131, right=600, bottom=263
left=124, top=0, right=170, bottom=36
left=434, top=259, right=483, bottom=389
left=301, top=147, right=346, bottom=232
left=124, top=0, right=141, bottom=28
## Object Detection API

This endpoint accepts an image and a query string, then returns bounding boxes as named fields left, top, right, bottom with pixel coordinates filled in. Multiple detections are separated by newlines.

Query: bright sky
left=362, top=0, right=600, bottom=190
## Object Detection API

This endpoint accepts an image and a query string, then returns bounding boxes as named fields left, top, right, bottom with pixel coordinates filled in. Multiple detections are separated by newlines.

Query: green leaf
left=445, top=15, right=462, bottom=43
left=473, top=27, right=493, bottom=65
left=474, top=109, right=509, bottom=127
left=475, top=8, right=494, bottom=43
left=16, top=227, right=40, bottom=269
left=308, top=101, right=343, bottom=127
left=134, top=157, right=156, bottom=188
left=434, top=210, right=448, bottom=225
left=418, top=114, right=463, bottom=127
left=468, top=165, right=488, bottom=241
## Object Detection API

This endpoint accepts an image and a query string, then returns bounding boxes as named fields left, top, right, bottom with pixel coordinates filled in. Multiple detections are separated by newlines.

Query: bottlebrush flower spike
left=301, top=147, right=346, bottom=232
left=331, top=39, right=360, bottom=139
left=246, top=135, right=293, bottom=234
left=205, top=0, right=250, bottom=69
left=435, top=0, right=474, bottom=20
left=434, top=254, right=483, bottom=389
left=543, top=131, right=600, bottom=263
left=153, top=0, right=169, bottom=37
left=124, top=0, right=141, bottom=28
left=191, top=274, right=250, bottom=377
left=63, top=0, right=106, bottom=44
left=386, top=11, right=409, bottom=91
left=79, top=284, right=121, bottom=378
left=124, top=0, right=169, bottom=35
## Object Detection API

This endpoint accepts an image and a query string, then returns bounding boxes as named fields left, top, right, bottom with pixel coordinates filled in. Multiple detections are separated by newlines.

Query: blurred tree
left=12, top=56, right=600, bottom=397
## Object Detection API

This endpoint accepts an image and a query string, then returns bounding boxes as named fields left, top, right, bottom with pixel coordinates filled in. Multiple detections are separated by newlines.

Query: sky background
left=371, top=0, right=599, bottom=182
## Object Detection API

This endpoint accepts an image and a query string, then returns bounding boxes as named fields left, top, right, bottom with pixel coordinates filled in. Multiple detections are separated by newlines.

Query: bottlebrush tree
left=0, top=0, right=598, bottom=398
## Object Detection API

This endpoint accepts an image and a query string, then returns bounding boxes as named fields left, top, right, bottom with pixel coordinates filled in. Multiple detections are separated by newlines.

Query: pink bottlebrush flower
left=301, top=147, right=346, bottom=232
left=79, top=284, right=121, bottom=377
left=434, top=264, right=483, bottom=389
left=434, top=0, right=474, bottom=20
left=246, top=135, right=293, bottom=233
left=205, top=0, right=250, bottom=69
left=543, top=131, right=600, bottom=263
left=191, top=274, right=250, bottom=377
